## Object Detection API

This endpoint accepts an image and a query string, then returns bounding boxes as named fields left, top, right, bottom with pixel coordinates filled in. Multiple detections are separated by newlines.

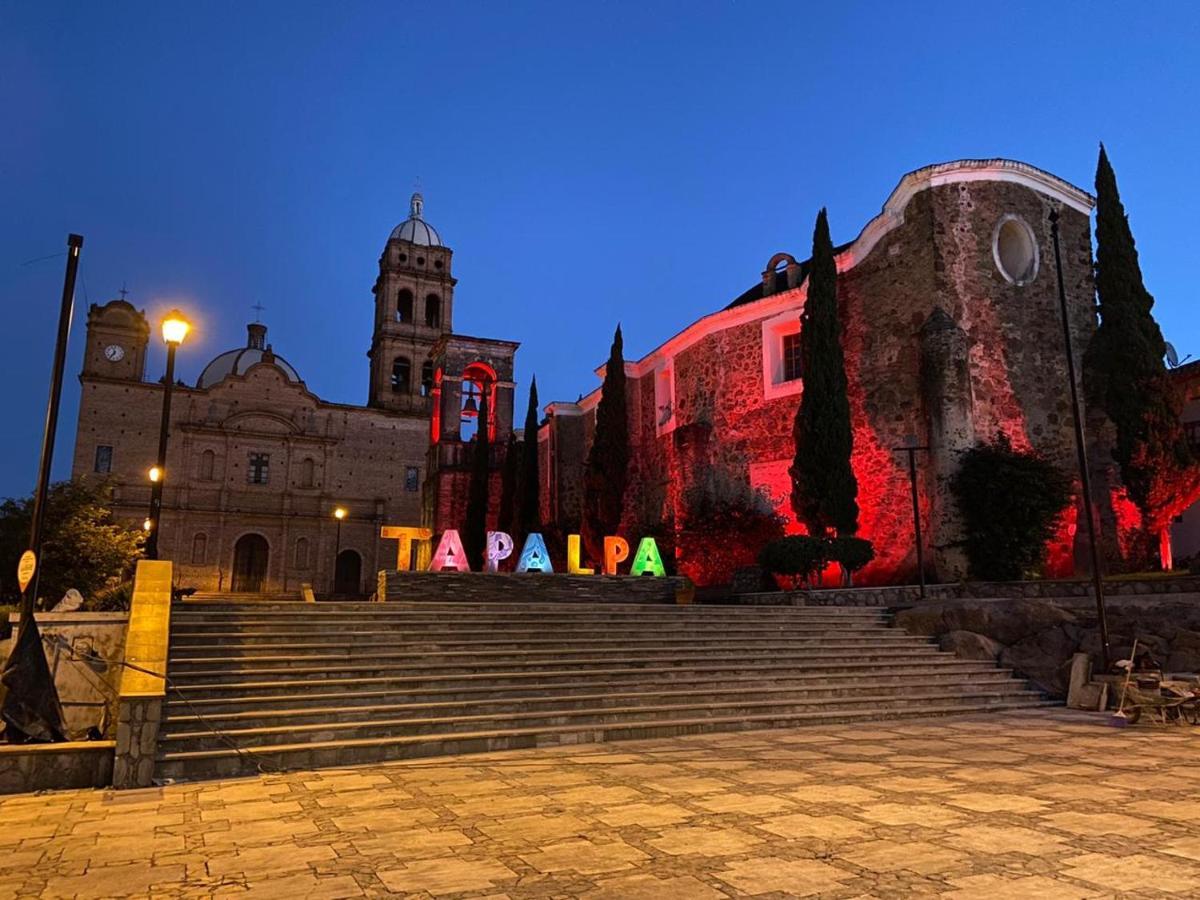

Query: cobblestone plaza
left=3, top=709, right=1198, bottom=898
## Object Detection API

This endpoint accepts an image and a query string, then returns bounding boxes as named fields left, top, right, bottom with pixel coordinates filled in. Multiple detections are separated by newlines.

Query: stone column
left=920, top=308, right=975, bottom=579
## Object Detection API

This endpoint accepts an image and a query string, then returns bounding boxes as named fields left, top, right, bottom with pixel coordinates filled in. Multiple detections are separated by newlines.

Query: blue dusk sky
left=1, top=2, right=1198, bottom=499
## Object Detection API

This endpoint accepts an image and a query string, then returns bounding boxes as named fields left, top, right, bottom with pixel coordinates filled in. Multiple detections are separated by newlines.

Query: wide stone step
left=168, top=623, right=897, bottom=642
left=164, top=655, right=994, bottom=689
left=166, top=634, right=934, bottom=657
left=177, top=600, right=886, bottom=614
left=162, top=678, right=1039, bottom=732
left=164, top=667, right=1020, bottom=712
left=154, top=699, right=1059, bottom=781
left=160, top=687, right=1048, bottom=751
left=167, top=614, right=891, bottom=632
left=165, top=646, right=959, bottom=678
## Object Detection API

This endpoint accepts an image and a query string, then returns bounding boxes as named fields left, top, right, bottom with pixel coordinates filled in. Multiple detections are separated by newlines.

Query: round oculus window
left=993, top=215, right=1039, bottom=285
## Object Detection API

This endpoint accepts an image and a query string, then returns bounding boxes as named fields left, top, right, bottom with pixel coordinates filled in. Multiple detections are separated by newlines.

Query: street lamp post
left=332, top=507, right=347, bottom=593
left=1049, top=210, right=1111, bottom=670
left=145, top=310, right=190, bottom=560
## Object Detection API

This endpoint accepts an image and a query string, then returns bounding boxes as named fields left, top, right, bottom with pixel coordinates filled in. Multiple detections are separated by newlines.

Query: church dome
left=197, top=323, right=301, bottom=389
left=389, top=192, right=443, bottom=246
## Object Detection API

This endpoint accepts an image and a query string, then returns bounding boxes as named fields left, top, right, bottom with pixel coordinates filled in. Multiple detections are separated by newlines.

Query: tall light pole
left=332, top=507, right=347, bottom=593
left=145, top=310, right=190, bottom=560
left=893, top=443, right=930, bottom=599
left=1049, top=209, right=1111, bottom=670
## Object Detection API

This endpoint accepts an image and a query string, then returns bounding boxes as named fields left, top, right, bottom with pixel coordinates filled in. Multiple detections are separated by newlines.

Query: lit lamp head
left=334, top=507, right=347, bottom=521
left=143, top=518, right=153, bottom=532
left=161, top=310, right=190, bottom=345
left=148, top=466, right=162, bottom=483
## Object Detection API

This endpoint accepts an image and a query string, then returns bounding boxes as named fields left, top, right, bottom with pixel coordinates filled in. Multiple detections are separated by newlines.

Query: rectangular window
left=1186, top=420, right=1200, bottom=453
left=248, top=453, right=270, bottom=485
left=405, top=466, right=420, bottom=492
left=94, top=445, right=113, bottom=474
left=782, top=333, right=803, bottom=382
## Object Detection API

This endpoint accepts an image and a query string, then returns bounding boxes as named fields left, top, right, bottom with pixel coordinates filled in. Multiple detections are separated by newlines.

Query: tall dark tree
left=790, top=208, right=859, bottom=536
left=462, top=387, right=490, bottom=570
left=581, top=325, right=630, bottom=563
left=1083, top=145, right=1200, bottom=566
left=518, top=377, right=541, bottom=540
left=497, top=431, right=521, bottom=539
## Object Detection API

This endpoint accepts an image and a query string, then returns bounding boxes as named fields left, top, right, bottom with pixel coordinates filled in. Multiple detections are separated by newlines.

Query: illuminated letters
left=380, top=525, right=432, bottom=571
left=603, top=536, right=629, bottom=575
left=429, top=529, right=471, bottom=572
left=486, top=531, right=514, bottom=573
left=629, top=537, right=666, bottom=577
left=516, top=532, right=554, bottom=573
left=567, top=534, right=593, bottom=575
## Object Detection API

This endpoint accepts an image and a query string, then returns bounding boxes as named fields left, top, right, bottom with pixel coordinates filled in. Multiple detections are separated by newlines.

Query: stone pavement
left=2, top=709, right=1199, bottom=898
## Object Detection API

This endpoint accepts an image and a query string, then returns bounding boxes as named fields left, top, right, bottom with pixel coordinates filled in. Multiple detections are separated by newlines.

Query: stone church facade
left=540, top=159, right=1129, bottom=586
left=72, top=195, right=517, bottom=594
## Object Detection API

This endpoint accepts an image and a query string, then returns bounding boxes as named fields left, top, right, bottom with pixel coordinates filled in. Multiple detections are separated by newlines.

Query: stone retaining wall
left=380, top=571, right=691, bottom=605
left=0, top=742, right=115, bottom=795
left=734, top=576, right=1200, bottom=608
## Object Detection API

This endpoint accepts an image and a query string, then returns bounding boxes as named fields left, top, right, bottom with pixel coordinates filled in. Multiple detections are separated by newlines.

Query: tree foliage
left=1083, top=144, right=1200, bottom=543
left=497, top=431, right=521, bottom=539
left=950, top=435, right=1072, bottom=581
left=0, top=481, right=143, bottom=607
left=581, top=325, right=630, bottom=562
left=517, top=376, right=541, bottom=541
left=677, top=466, right=785, bottom=586
left=462, top=387, right=490, bottom=570
left=791, top=208, right=859, bottom=536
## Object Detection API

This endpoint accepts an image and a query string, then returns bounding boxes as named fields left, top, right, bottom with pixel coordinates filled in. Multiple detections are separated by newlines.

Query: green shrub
left=828, top=536, right=875, bottom=576
left=951, top=435, right=1073, bottom=581
left=758, top=536, right=827, bottom=580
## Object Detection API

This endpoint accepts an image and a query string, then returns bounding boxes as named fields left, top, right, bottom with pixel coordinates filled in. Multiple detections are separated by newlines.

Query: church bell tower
left=368, top=193, right=457, bottom=414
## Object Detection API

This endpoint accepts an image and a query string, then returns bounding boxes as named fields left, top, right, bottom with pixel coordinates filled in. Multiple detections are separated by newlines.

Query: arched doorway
left=232, top=533, right=269, bottom=593
left=334, top=549, right=362, bottom=596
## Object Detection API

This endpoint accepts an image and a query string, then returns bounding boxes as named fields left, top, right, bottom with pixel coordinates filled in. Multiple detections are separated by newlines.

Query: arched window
left=392, top=357, right=411, bottom=393
left=199, top=449, right=215, bottom=481
left=425, top=294, right=441, bottom=328
left=295, top=537, right=310, bottom=569
left=191, top=533, right=207, bottom=565
left=299, top=457, right=315, bottom=488
left=420, top=361, right=435, bottom=397
left=397, top=288, right=414, bottom=323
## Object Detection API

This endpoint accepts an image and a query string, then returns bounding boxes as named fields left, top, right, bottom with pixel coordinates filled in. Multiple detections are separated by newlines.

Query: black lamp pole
left=1049, top=209, right=1111, bottom=670
left=332, top=509, right=345, bottom=594
left=145, top=339, right=179, bottom=560
left=894, top=444, right=929, bottom=599
left=20, top=234, right=84, bottom=621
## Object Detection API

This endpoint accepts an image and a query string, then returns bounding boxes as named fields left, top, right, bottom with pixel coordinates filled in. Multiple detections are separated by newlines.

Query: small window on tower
left=397, top=289, right=413, bottom=323
left=94, top=445, right=113, bottom=474
left=782, top=332, right=804, bottom=382
left=420, top=361, right=434, bottom=396
left=425, top=294, right=441, bottom=328
left=405, top=466, right=420, bottom=492
left=248, top=453, right=270, bottom=485
left=392, top=357, right=411, bottom=393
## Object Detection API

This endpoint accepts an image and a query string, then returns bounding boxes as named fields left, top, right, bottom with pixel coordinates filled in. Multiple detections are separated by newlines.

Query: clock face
left=104, top=344, right=125, bottom=362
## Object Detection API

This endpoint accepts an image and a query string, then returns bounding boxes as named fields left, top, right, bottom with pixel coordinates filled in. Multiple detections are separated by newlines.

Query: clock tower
left=82, top=299, right=150, bottom=382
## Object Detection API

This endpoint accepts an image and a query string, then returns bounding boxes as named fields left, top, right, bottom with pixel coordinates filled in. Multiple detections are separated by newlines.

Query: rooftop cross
left=251, top=301, right=266, bottom=323
left=118, top=282, right=129, bottom=300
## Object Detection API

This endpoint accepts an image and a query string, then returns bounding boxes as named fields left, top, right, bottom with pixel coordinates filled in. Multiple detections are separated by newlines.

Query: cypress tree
left=518, top=377, right=541, bottom=540
left=581, top=325, right=630, bottom=562
left=1084, top=145, right=1200, bottom=564
left=462, top=386, right=490, bottom=570
left=497, top=431, right=521, bottom=538
left=790, top=208, right=859, bottom=536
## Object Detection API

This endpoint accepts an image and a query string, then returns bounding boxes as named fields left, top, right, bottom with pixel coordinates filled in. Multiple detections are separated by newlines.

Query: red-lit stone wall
left=544, top=166, right=1123, bottom=586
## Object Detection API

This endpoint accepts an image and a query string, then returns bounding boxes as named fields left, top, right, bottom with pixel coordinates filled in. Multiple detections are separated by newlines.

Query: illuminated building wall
left=542, top=160, right=1133, bottom=586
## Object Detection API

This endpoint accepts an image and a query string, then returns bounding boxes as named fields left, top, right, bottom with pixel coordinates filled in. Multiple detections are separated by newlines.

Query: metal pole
left=20, top=234, right=84, bottom=623
left=894, top=445, right=929, bottom=599
left=145, top=341, right=178, bottom=560
left=1050, top=210, right=1111, bottom=670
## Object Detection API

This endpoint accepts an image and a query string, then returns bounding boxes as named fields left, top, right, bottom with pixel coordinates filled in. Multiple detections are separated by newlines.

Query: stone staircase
left=155, top=601, right=1055, bottom=781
